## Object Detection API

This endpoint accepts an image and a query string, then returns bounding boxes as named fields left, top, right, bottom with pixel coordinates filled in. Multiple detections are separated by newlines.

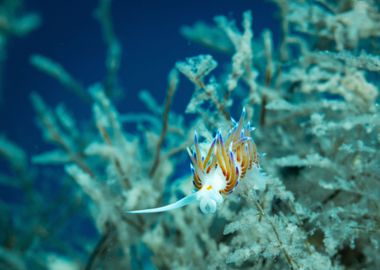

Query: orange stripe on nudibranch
left=194, top=131, right=204, bottom=171
left=203, top=137, right=216, bottom=168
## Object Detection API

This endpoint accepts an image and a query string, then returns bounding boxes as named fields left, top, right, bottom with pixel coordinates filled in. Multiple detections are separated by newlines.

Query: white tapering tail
left=127, top=192, right=198, bottom=214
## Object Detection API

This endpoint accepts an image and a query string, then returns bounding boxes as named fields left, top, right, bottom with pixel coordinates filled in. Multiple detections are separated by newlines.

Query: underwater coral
left=1, top=0, right=380, bottom=269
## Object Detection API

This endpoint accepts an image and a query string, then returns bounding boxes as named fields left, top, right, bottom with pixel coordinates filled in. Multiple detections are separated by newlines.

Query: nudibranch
left=128, top=108, right=259, bottom=214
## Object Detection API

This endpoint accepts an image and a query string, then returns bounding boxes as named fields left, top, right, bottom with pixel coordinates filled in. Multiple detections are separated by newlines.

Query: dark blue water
left=0, top=1, right=279, bottom=267
left=1, top=0, right=279, bottom=153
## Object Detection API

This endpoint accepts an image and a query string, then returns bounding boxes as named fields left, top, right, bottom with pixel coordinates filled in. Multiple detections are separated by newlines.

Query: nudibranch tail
left=127, top=192, right=198, bottom=214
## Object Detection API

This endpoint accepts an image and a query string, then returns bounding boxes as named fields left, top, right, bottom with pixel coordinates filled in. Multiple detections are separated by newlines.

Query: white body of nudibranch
left=127, top=108, right=259, bottom=214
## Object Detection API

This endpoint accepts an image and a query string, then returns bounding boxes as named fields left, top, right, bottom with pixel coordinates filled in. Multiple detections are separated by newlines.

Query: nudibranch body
left=128, top=108, right=259, bottom=214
